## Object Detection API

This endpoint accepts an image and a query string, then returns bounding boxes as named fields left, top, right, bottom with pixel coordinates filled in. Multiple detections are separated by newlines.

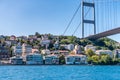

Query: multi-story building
left=45, top=54, right=59, bottom=64
left=22, top=43, right=32, bottom=56
left=60, top=44, right=75, bottom=51
left=40, top=35, right=50, bottom=48
left=67, top=44, right=74, bottom=51
left=0, top=46, right=10, bottom=60
left=95, top=50, right=113, bottom=57
left=73, top=45, right=82, bottom=54
left=54, top=40, right=59, bottom=50
left=13, top=43, right=22, bottom=56
left=65, top=54, right=87, bottom=65
left=26, top=53, right=43, bottom=65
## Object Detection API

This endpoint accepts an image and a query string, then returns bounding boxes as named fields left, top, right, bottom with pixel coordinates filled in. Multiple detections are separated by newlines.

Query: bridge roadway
left=85, top=27, right=120, bottom=40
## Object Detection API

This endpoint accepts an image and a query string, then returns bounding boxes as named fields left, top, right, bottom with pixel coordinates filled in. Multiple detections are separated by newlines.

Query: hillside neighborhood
left=0, top=33, right=120, bottom=65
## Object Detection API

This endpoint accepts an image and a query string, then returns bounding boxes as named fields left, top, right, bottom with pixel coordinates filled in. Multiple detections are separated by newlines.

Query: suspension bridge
left=63, top=0, right=120, bottom=40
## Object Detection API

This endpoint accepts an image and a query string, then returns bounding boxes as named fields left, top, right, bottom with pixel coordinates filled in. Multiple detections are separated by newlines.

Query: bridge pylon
left=81, top=0, right=96, bottom=38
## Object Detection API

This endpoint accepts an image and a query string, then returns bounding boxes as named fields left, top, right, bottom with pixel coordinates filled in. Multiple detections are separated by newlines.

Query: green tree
left=91, top=55, right=100, bottom=65
left=85, top=49, right=95, bottom=57
left=59, top=55, right=65, bottom=64
left=87, top=57, right=93, bottom=64
left=100, top=55, right=113, bottom=65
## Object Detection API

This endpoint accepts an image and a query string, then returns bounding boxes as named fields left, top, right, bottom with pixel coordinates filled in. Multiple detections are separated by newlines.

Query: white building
left=10, top=56, right=23, bottom=65
left=22, top=44, right=32, bottom=56
left=68, top=44, right=74, bottom=51
left=54, top=40, right=59, bottom=49
left=45, top=55, right=59, bottom=64
left=65, top=54, right=87, bottom=65
left=60, top=44, right=74, bottom=51
left=13, top=44, right=22, bottom=56
left=73, top=45, right=82, bottom=54
left=26, top=53, right=43, bottom=65
left=85, top=45, right=96, bottom=52
left=5, top=40, right=12, bottom=46
left=95, top=50, right=113, bottom=57
left=40, top=35, right=50, bottom=47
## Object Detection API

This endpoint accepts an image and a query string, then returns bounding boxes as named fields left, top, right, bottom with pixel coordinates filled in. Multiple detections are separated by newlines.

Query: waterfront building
left=85, top=45, right=96, bottom=52
left=22, top=43, right=32, bottom=56
left=45, top=54, right=59, bottom=64
left=95, top=50, right=113, bottom=57
left=10, top=56, right=23, bottom=65
left=65, top=54, right=87, bottom=65
left=26, top=53, right=43, bottom=65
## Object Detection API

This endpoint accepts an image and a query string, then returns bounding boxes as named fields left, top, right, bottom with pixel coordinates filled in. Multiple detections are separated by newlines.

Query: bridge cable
left=62, top=2, right=81, bottom=35
left=72, top=7, right=91, bottom=36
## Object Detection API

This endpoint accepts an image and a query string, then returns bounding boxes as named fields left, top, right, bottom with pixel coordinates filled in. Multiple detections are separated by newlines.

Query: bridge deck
left=85, top=27, right=120, bottom=39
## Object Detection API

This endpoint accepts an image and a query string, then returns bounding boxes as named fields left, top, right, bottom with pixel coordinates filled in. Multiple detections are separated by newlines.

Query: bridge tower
left=81, top=0, right=96, bottom=38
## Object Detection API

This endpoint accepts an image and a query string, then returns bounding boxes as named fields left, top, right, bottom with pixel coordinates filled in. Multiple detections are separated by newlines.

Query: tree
left=100, top=55, right=113, bottom=65
left=59, top=55, right=65, bottom=64
left=87, top=57, right=93, bottom=64
left=85, top=49, right=95, bottom=57
left=35, top=32, right=40, bottom=37
left=60, top=39, right=69, bottom=44
left=91, top=55, right=100, bottom=65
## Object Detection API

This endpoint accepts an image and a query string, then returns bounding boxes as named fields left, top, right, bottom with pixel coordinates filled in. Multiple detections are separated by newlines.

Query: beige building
left=73, top=45, right=82, bottom=54
left=22, top=43, right=32, bottom=57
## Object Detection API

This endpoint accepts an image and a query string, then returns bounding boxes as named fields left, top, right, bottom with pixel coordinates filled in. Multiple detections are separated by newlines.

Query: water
left=0, top=65, right=120, bottom=80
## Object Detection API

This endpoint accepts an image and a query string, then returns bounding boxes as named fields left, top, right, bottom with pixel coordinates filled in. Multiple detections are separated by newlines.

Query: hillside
left=58, top=35, right=119, bottom=50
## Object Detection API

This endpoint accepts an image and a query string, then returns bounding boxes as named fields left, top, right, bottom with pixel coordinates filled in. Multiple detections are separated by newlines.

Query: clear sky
left=0, top=0, right=120, bottom=42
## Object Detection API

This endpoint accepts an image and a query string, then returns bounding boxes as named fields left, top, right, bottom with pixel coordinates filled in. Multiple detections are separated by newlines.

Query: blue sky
left=0, top=0, right=120, bottom=42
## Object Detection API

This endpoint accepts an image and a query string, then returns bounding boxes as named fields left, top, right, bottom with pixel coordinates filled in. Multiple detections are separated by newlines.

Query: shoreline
left=0, top=64, right=119, bottom=66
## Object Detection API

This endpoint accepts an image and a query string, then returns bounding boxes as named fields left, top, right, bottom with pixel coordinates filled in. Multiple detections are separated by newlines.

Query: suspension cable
left=72, top=7, right=91, bottom=36
left=62, top=2, right=81, bottom=35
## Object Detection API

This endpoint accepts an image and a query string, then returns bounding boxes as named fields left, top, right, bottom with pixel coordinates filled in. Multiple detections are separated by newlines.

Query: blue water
left=0, top=65, right=120, bottom=80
